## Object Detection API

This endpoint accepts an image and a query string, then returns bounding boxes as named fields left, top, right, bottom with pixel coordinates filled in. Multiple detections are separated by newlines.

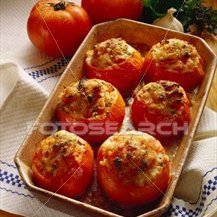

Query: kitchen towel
left=0, top=62, right=90, bottom=217
left=0, top=61, right=217, bottom=217
left=0, top=0, right=216, bottom=216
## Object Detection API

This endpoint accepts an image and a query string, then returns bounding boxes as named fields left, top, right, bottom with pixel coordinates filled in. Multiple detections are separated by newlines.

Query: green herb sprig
left=142, top=0, right=217, bottom=35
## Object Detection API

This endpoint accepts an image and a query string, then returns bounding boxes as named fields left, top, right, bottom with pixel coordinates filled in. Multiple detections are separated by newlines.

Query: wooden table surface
left=1, top=69, right=216, bottom=217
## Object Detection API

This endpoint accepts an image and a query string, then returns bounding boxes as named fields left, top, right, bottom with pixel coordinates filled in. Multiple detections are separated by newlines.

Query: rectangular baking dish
left=14, top=19, right=217, bottom=217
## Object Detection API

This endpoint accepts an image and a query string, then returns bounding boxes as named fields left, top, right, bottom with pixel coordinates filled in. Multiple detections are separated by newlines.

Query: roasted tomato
left=27, top=0, right=91, bottom=57
left=85, top=38, right=144, bottom=95
left=56, top=79, right=125, bottom=145
left=97, top=131, right=170, bottom=207
left=143, top=38, right=205, bottom=91
left=32, top=130, right=94, bottom=197
left=81, top=0, right=143, bottom=24
left=131, top=80, right=191, bottom=144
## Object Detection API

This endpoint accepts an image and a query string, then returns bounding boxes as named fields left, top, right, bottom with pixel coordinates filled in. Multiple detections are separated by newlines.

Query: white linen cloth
left=0, top=0, right=217, bottom=217
left=0, top=62, right=216, bottom=217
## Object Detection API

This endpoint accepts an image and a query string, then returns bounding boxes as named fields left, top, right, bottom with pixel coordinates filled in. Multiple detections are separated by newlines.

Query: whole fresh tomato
left=27, top=0, right=91, bottom=57
left=81, top=0, right=143, bottom=24
left=32, top=130, right=94, bottom=197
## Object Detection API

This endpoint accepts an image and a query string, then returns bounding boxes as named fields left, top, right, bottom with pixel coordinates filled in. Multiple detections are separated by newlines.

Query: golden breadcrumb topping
left=137, top=81, right=188, bottom=117
left=35, top=131, right=86, bottom=176
left=150, top=39, right=201, bottom=73
left=58, top=79, right=117, bottom=119
left=86, top=38, right=136, bottom=68
left=99, top=131, right=169, bottom=187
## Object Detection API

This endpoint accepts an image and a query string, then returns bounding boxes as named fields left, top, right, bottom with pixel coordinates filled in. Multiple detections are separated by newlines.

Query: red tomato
left=131, top=80, right=191, bottom=144
left=143, top=38, right=205, bottom=91
left=56, top=79, right=125, bottom=145
left=27, top=0, right=91, bottom=57
left=97, top=131, right=170, bottom=207
left=85, top=38, right=144, bottom=96
left=81, top=0, right=143, bottom=24
left=32, top=130, right=94, bottom=197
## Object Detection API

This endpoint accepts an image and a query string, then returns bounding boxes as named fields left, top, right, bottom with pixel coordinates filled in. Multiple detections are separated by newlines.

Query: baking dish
left=14, top=19, right=217, bottom=217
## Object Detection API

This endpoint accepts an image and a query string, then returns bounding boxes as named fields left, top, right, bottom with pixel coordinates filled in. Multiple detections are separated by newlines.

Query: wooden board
left=14, top=19, right=217, bottom=217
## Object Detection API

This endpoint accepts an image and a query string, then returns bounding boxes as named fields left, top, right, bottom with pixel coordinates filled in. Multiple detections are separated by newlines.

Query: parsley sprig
left=142, top=0, right=217, bottom=35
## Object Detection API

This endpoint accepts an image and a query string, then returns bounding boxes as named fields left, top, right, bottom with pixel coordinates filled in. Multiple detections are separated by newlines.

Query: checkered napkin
left=0, top=59, right=217, bottom=217
left=0, top=0, right=217, bottom=216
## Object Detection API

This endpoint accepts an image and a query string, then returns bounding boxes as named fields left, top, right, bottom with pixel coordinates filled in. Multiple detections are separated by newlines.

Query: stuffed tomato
left=32, top=130, right=94, bottom=197
left=97, top=131, right=170, bottom=207
left=143, top=38, right=205, bottom=91
left=56, top=79, right=125, bottom=145
left=85, top=38, right=144, bottom=95
left=131, top=80, right=191, bottom=144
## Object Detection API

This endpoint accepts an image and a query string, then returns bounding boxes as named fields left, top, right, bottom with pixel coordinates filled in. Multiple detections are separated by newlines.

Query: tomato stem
left=52, top=1, right=66, bottom=11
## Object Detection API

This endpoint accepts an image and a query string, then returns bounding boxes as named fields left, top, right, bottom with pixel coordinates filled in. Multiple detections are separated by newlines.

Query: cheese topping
left=99, top=131, right=169, bottom=187
left=150, top=39, right=201, bottom=73
left=137, top=81, right=188, bottom=117
left=86, top=38, right=136, bottom=69
left=35, top=131, right=86, bottom=176
left=58, top=79, right=117, bottom=119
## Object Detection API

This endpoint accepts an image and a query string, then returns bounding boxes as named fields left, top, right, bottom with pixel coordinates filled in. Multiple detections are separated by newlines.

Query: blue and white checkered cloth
left=0, top=0, right=216, bottom=216
left=0, top=59, right=216, bottom=217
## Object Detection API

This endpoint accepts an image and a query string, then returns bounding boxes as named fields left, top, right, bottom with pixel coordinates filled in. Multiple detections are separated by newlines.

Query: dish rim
left=14, top=18, right=217, bottom=217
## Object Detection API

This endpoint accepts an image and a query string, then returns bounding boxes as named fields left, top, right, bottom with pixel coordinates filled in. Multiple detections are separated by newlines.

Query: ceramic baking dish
left=14, top=19, right=217, bottom=217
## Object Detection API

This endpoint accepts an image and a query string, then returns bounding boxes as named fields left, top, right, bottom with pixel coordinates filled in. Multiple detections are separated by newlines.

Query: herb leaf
left=142, top=0, right=217, bottom=35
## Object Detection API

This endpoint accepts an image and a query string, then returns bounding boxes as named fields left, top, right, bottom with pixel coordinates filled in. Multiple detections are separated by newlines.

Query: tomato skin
left=97, top=157, right=170, bottom=206
left=131, top=81, right=191, bottom=144
left=32, top=131, right=94, bottom=198
left=27, top=0, right=91, bottom=57
left=81, top=0, right=143, bottom=24
left=56, top=80, right=125, bottom=145
left=85, top=47, right=144, bottom=96
left=97, top=132, right=170, bottom=207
